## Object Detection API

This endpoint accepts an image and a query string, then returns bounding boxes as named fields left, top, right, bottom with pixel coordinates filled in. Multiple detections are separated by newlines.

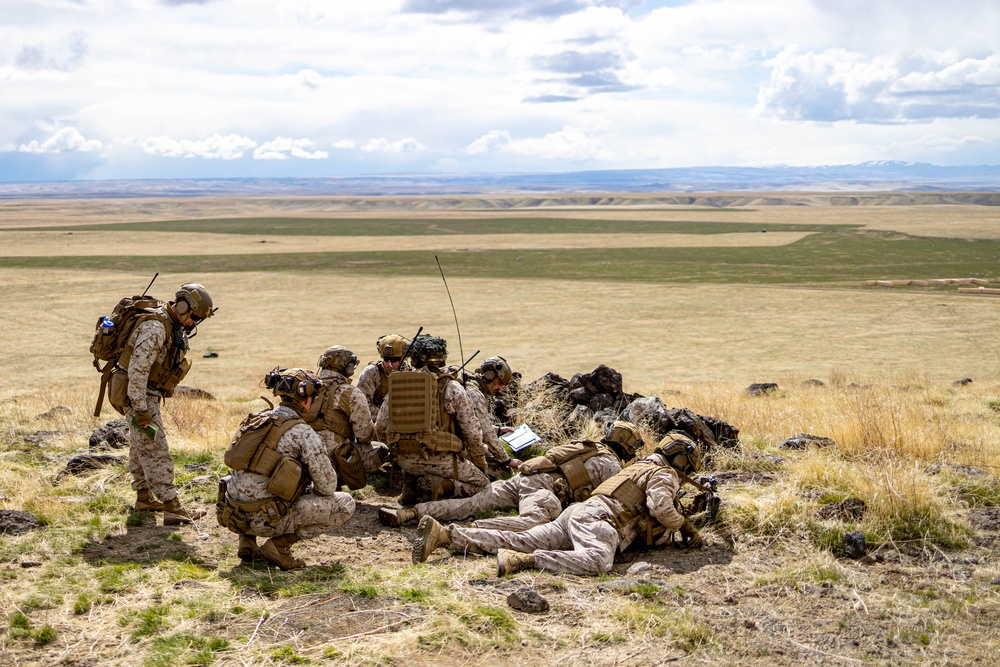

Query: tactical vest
left=118, top=309, right=191, bottom=396
left=223, top=409, right=310, bottom=503
left=519, top=440, right=604, bottom=501
left=305, top=381, right=367, bottom=491
left=591, top=458, right=663, bottom=530
left=366, top=361, right=389, bottom=410
left=385, top=370, right=463, bottom=454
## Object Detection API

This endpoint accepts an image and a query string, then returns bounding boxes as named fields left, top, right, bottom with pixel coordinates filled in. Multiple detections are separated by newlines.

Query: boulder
left=173, top=386, right=216, bottom=400
left=582, top=364, right=623, bottom=395
left=622, top=396, right=666, bottom=425
left=746, top=383, right=779, bottom=396
left=54, top=453, right=124, bottom=485
left=588, top=393, right=614, bottom=412
left=841, top=530, right=867, bottom=559
left=506, top=587, right=549, bottom=614
left=567, top=387, right=593, bottom=405
left=0, top=510, right=41, bottom=536
left=780, top=433, right=837, bottom=450
left=89, top=419, right=130, bottom=451
left=37, top=406, right=73, bottom=420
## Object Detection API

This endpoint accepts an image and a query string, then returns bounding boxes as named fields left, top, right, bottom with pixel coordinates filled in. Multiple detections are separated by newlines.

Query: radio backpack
left=89, top=294, right=165, bottom=417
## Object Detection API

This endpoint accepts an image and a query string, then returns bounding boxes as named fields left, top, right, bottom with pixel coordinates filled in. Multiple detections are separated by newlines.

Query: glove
left=133, top=410, right=154, bottom=428
left=679, top=518, right=703, bottom=549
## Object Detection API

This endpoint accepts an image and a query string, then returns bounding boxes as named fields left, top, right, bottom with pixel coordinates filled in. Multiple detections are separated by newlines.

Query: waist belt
left=225, top=494, right=288, bottom=523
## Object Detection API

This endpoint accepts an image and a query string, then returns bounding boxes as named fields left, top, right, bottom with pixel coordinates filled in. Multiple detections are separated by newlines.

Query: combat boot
left=398, top=473, right=419, bottom=507
left=237, top=535, right=261, bottom=563
left=260, top=534, right=305, bottom=570
left=497, top=549, right=535, bottom=577
left=411, top=516, right=451, bottom=564
left=378, top=507, right=419, bottom=527
left=162, top=498, right=207, bottom=526
left=134, top=489, right=164, bottom=512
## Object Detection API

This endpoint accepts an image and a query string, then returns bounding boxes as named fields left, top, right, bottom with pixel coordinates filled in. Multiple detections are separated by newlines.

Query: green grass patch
left=269, top=645, right=311, bottom=664
left=147, top=631, right=230, bottom=667
left=97, top=563, right=150, bottom=593
left=33, top=624, right=57, bottom=646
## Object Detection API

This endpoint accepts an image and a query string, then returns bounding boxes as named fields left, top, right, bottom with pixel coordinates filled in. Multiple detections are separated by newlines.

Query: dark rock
left=953, top=378, right=973, bottom=387
left=780, top=433, right=837, bottom=450
left=174, top=386, right=216, bottom=400
left=0, top=510, right=41, bottom=535
left=54, top=453, right=124, bottom=485
left=592, top=407, right=618, bottom=425
left=522, top=373, right=570, bottom=405
left=817, top=498, right=867, bottom=521
left=567, top=387, right=593, bottom=405
left=649, top=407, right=719, bottom=450
left=803, top=379, right=826, bottom=387
left=492, top=397, right=512, bottom=425
left=507, top=587, right=549, bottom=613
left=968, top=508, right=1000, bottom=531
left=202, top=352, right=219, bottom=358
left=20, top=561, right=42, bottom=568
left=841, top=531, right=867, bottom=559
left=37, top=406, right=73, bottom=420
left=567, top=373, right=585, bottom=391
left=582, top=365, right=623, bottom=395
left=702, top=415, right=740, bottom=448
left=746, top=383, right=779, bottom=396
left=588, top=393, right=614, bottom=412
left=89, top=419, right=130, bottom=451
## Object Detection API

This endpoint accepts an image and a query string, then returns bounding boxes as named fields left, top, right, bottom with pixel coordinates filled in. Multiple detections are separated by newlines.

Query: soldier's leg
left=356, top=442, right=390, bottom=473
left=401, top=456, right=489, bottom=498
left=416, top=476, right=518, bottom=522
left=285, top=492, right=356, bottom=540
left=472, top=474, right=560, bottom=531
left=450, top=514, right=571, bottom=556
left=531, top=503, right=619, bottom=576
left=127, top=398, right=178, bottom=503
left=452, top=459, right=490, bottom=497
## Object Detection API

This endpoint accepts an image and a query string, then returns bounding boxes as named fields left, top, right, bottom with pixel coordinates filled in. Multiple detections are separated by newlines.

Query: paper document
left=500, top=424, right=541, bottom=452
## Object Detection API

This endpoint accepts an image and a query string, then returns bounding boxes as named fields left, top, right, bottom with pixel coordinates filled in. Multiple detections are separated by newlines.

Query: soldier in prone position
left=375, top=334, right=488, bottom=505
left=217, top=368, right=355, bottom=570
left=378, top=420, right=642, bottom=532
left=120, top=283, right=214, bottom=525
left=312, top=345, right=389, bottom=476
left=412, top=431, right=705, bottom=577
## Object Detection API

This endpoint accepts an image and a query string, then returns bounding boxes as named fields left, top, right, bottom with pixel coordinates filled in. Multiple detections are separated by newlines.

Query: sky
left=1, top=0, right=998, bottom=182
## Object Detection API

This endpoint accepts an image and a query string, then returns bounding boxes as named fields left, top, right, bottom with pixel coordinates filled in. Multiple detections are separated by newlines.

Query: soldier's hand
left=133, top=410, right=154, bottom=428
left=679, top=518, right=703, bottom=549
left=509, top=458, right=522, bottom=469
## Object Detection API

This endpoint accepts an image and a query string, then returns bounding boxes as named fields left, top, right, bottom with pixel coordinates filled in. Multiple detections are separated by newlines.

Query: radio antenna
left=435, top=255, right=465, bottom=367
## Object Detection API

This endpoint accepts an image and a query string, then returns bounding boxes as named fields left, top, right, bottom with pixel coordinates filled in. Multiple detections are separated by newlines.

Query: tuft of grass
left=33, top=624, right=58, bottom=646
left=269, top=645, right=311, bottom=664
left=147, top=632, right=230, bottom=667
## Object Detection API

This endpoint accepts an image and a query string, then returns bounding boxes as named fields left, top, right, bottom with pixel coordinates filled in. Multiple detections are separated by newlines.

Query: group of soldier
left=115, top=282, right=709, bottom=577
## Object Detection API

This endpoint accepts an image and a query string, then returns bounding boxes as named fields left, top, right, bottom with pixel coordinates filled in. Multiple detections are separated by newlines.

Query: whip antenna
left=141, top=272, right=159, bottom=297
left=435, top=255, right=465, bottom=367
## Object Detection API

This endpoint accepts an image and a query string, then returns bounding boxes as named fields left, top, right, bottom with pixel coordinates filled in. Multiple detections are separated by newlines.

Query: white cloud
left=361, top=137, right=427, bottom=153
left=466, top=130, right=511, bottom=155
left=502, top=126, right=613, bottom=161
left=142, top=133, right=256, bottom=159
left=253, top=137, right=328, bottom=160
left=17, top=127, right=102, bottom=154
left=331, top=140, right=355, bottom=149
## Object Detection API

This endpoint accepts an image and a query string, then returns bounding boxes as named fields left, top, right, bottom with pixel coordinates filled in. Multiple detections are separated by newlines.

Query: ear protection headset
left=479, top=356, right=511, bottom=384
left=262, top=367, right=322, bottom=399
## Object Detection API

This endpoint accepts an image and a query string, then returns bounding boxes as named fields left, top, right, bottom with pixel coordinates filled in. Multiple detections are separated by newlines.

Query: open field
left=2, top=194, right=1000, bottom=665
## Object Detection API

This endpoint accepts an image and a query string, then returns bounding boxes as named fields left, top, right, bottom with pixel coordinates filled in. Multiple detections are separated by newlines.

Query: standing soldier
left=312, top=345, right=389, bottom=479
left=412, top=431, right=705, bottom=576
left=217, top=368, right=356, bottom=570
left=378, top=420, right=641, bottom=531
left=357, top=333, right=409, bottom=416
left=375, top=334, right=488, bottom=505
left=122, top=283, right=214, bottom=525
left=464, top=356, right=519, bottom=476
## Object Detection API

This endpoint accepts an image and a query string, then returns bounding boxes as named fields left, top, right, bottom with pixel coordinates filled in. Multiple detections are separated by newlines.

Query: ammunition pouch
left=157, top=357, right=191, bottom=397
left=216, top=493, right=290, bottom=534
left=267, top=457, right=309, bottom=502
left=108, top=368, right=131, bottom=415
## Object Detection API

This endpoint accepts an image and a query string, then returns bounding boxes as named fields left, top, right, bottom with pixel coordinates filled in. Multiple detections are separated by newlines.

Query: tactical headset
left=174, top=283, right=216, bottom=320
left=656, top=433, right=702, bottom=474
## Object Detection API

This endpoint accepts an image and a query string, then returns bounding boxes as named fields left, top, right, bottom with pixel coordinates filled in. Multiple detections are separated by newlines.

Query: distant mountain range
left=1, top=162, right=998, bottom=199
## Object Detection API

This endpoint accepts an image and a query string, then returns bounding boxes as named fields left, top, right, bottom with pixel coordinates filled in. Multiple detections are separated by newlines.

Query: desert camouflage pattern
left=396, top=449, right=490, bottom=497
left=448, top=453, right=684, bottom=575
left=356, top=363, right=386, bottom=415
left=414, top=471, right=561, bottom=530
left=228, top=406, right=355, bottom=539
left=126, top=396, right=177, bottom=502
left=465, top=380, right=509, bottom=464
left=316, top=369, right=387, bottom=472
left=124, top=318, right=176, bottom=501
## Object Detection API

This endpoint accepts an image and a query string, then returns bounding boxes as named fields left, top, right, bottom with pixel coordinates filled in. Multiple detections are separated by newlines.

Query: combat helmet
left=478, top=356, right=513, bottom=386
left=262, top=367, right=323, bottom=401
left=656, top=432, right=702, bottom=475
left=317, top=346, right=359, bottom=378
left=174, top=283, right=215, bottom=321
left=602, top=420, right=644, bottom=458
left=407, top=334, right=448, bottom=370
left=376, top=334, right=410, bottom=361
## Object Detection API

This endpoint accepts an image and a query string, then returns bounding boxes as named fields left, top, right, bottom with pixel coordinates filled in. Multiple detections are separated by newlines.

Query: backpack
left=385, top=370, right=464, bottom=454
left=90, top=295, right=165, bottom=417
left=224, top=409, right=309, bottom=502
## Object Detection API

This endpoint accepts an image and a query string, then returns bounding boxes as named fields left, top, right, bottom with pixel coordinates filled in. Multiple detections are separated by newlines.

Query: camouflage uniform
left=414, top=449, right=622, bottom=531
left=315, top=368, right=388, bottom=473
left=227, top=405, right=355, bottom=540
left=464, top=377, right=511, bottom=467
left=356, top=363, right=388, bottom=417
left=375, top=374, right=488, bottom=497
left=448, top=452, right=684, bottom=576
left=125, top=318, right=180, bottom=503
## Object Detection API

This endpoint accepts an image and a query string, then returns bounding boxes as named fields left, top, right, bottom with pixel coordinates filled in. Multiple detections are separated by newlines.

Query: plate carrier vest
left=518, top=440, right=604, bottom=503
left=384, top=370, right=464, bottom=455
left=591, top=458, right=664, bottom=538
left=306, top=380, right=367, bottom=491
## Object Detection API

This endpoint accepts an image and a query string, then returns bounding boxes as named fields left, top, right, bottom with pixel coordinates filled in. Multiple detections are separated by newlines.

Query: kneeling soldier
left=412, top=431, right=704, bottom=576
left=217, top=368, right=356, bottom=570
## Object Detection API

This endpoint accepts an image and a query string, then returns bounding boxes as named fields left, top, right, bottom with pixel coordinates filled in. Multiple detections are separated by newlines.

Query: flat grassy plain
left=1, top=194, right=1000, bottom=666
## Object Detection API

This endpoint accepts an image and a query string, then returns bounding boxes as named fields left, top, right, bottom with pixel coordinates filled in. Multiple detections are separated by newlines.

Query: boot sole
left=411, top=516, right=436, bottom=564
